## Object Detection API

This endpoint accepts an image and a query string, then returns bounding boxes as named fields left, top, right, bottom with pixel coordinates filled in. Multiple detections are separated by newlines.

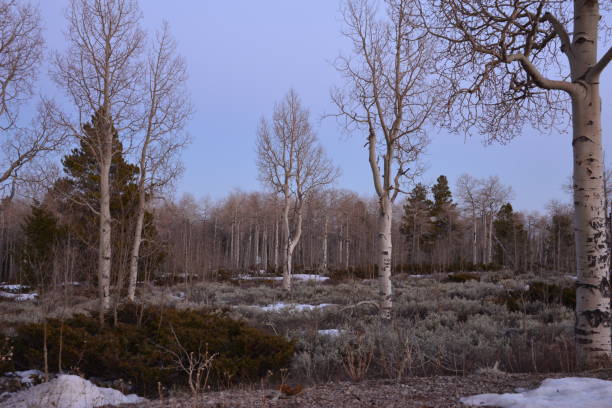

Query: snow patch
left=318, top=329, right=342, bottom=337
left=0, top=374, right=145, bottom=408
left=237, top=274, right=329, bottom=282
left=0, top=284, right=29, bottom=292
left=0, top=292, right=37, bottom=301
left=461, top=377, right=612, bottom=408
left=256, top=303, right=335, bottom=312
left=5, top=370, right=45, bottom=386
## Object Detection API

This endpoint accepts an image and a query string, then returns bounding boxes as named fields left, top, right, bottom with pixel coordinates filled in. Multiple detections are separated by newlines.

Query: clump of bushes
left=327, top=266, right=377, bottom=281
left=443, top=273, right=480, bottom=283
left=11, top=305, right=294, bottom=395
left=496, top=281, right=576, bottom=312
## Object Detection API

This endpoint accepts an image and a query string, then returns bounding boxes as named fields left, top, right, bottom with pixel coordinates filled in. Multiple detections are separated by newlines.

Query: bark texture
left=571, top=0, right=610, bottom=367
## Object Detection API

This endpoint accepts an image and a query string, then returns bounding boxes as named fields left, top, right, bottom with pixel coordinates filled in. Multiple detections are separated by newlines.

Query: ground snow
left=257, top=302, right=335, bottom=312
left=5, top=370, right=45, bottom=386
left=318, top=329, right=342, bottom=337
left=461, top=377, right=612, bottom=408
left=0, top=291, right=37, bottom=301
left=0, top=374, right=145, bottom=408
left=0, top=284, right=29, bottom=291
left=238, top=274, right=329, bottom=282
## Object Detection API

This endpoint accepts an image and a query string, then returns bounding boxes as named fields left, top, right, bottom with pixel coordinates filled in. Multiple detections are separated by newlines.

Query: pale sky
left=35, top=0, right=611, bottom=213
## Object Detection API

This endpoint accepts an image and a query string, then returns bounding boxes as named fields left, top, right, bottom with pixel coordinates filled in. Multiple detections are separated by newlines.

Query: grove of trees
left=0, top=0, right=609, bottom=370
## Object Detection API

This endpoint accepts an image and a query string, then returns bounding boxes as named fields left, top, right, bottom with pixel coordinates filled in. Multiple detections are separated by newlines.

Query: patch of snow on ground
left=237, top=274, right=329, bottom=282
left=292, top=274, right=330, bottom=281
left=0, top=374, right=145, bottom=408
left=0, top=284, right=29, bottom=291
left=461, top=377, right=612, bottom=408
left=0, top=291, right=37, bottom=301
left=318, top=329, right=342, bottom=337
left=5, top=370, right=44, bottom=386
left=257, top=303, right=335, bottom=312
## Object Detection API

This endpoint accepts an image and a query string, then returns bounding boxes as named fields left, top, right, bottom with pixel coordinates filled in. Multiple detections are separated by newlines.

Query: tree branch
left=588, top=46, right=612, bottom=81
left=506, top=53, right=578, bottom=94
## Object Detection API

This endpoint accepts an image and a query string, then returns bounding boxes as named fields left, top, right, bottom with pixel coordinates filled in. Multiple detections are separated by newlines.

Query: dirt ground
left=127, top=371, right=612, bottom=408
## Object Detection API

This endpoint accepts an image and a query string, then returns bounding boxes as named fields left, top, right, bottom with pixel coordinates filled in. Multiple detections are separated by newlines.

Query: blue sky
left=36, top=0, right=611, bottom=213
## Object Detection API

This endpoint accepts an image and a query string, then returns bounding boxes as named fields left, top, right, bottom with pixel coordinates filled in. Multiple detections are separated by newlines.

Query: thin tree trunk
left=472, top=212, right=477, bottom=265
left=378, top=197, right=393, bottom=319
left=98, top=133, right=112, bottom=324
left=321, top=215, right=328, bottom=272
left=572, top=0, right=611, bottom=367
left=274, top=215, right=279, bottom=271
left=282, top=196, right=291, bottom=290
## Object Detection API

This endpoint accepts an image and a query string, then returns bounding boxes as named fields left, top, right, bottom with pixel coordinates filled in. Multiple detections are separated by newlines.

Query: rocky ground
left=127, top=371, right=612, bottom=408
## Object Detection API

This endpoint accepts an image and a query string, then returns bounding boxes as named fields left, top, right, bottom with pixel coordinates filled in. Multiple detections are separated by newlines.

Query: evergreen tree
left=19, top=204, right=65, bottom=285
left=52, top=110, right=162, bottom=285
left=493, top=203, right=525, bottom=268
left=400, top=183, right=432, bottom=265
left=428, top=175, right=456, bottom=241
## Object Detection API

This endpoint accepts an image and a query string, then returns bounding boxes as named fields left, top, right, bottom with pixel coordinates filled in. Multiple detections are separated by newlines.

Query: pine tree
left=428, top=175, right=456, bottom=241
left=493, top=203, right=525, bottom=268
left=19, top=204, right=65, bottom=285
left=400, top=183, right=432, bottom=266
left=52, top=110, right=162, bottom=288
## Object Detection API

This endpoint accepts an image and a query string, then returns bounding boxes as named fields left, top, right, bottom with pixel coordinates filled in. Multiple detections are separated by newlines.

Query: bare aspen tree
left=126, top=23, right=192, bottom=301
left=256, top=90, right=339, bottom=291
left=0, top=2, right=65, bottom=204
left=427, top=0, right=612, bottom=367
left=478, top=176, right=513, bottom=264
left=53, top=0, right=144, bottom=323
left=332, top=0, right=434, bottom=318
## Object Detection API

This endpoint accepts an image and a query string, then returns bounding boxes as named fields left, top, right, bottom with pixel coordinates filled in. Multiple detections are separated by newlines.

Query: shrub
left=443, top=273, right=480, bottom=283
left=12, top=305, right=294, bottom=395
left=496, top=281, right=576, bottom=312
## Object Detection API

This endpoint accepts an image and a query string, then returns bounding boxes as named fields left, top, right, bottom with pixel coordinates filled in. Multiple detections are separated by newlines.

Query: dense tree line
left=0, top=172, right=581, bottom=288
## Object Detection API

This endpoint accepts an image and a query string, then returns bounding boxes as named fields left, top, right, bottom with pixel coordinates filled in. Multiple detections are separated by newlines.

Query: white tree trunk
left=571, top=0, right=611, bottom=367
left=273, top=216, right=278, bottom=271
left=98, top=135, right=112, bottom=323
left=262, top=226, right=268, bottom=272
left=378, top=197, right=393, bottom=319
left=282, top=197, right=292, bottom=290
left=472, top=213, right=477, bottom=265
left=321, top=215, right=328, bottom=272
left=126, top=191, right=145, bottom=302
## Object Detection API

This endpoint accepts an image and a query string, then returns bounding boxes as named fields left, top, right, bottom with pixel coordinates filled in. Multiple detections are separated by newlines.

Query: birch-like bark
left=273, top=216, right=278, bottom=270
left=98, top=131, right=112, bottom=318
left=378, top=196, right=393, bottom=318
left=572, top=1, right=610, bottom=363
left=321, top=215, right=328, bottom=271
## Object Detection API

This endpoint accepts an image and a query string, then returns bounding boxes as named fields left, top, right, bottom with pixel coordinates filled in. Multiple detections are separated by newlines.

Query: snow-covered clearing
left=255, top=302, right=335, bottom=312
left=0, top=284, right=29, bottom=291
left=237, top=274, right=329, bottom=282
left=461, top=377, right=612, bottom=408
left=318, top=329, right=342, bottom=337
left=0, top=291, right=37, bottom=301
left=5, top=370, right=44, bottom=386
left=0, top=374, right=145, bottom=408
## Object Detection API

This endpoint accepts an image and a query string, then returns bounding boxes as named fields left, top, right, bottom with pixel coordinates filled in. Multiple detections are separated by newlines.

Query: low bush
left=11, top=305, right=294, bottom=395
left=443, top=273, right=481, bottom=283
left=496, top=281, right=575, bottom=312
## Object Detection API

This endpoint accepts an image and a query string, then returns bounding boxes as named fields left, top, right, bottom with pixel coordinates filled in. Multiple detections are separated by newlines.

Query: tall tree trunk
left=262, top=226, right=268, bottom=272
left=572, top=0, right=611, bottom=367
left=274, top=216, right=279, bottom=271
left=254, top=222, right=260, bottom=268
left=98, top=131, right=112, bottom=324
left=472, top=212, right=477, bottom=265
left=321, top=215, right=328, bottom=272
left=345, top=217, right=349, bottom=270
left=378, top=197, right=393, bottom=319
left=282, top=196, right=291, bottom=290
